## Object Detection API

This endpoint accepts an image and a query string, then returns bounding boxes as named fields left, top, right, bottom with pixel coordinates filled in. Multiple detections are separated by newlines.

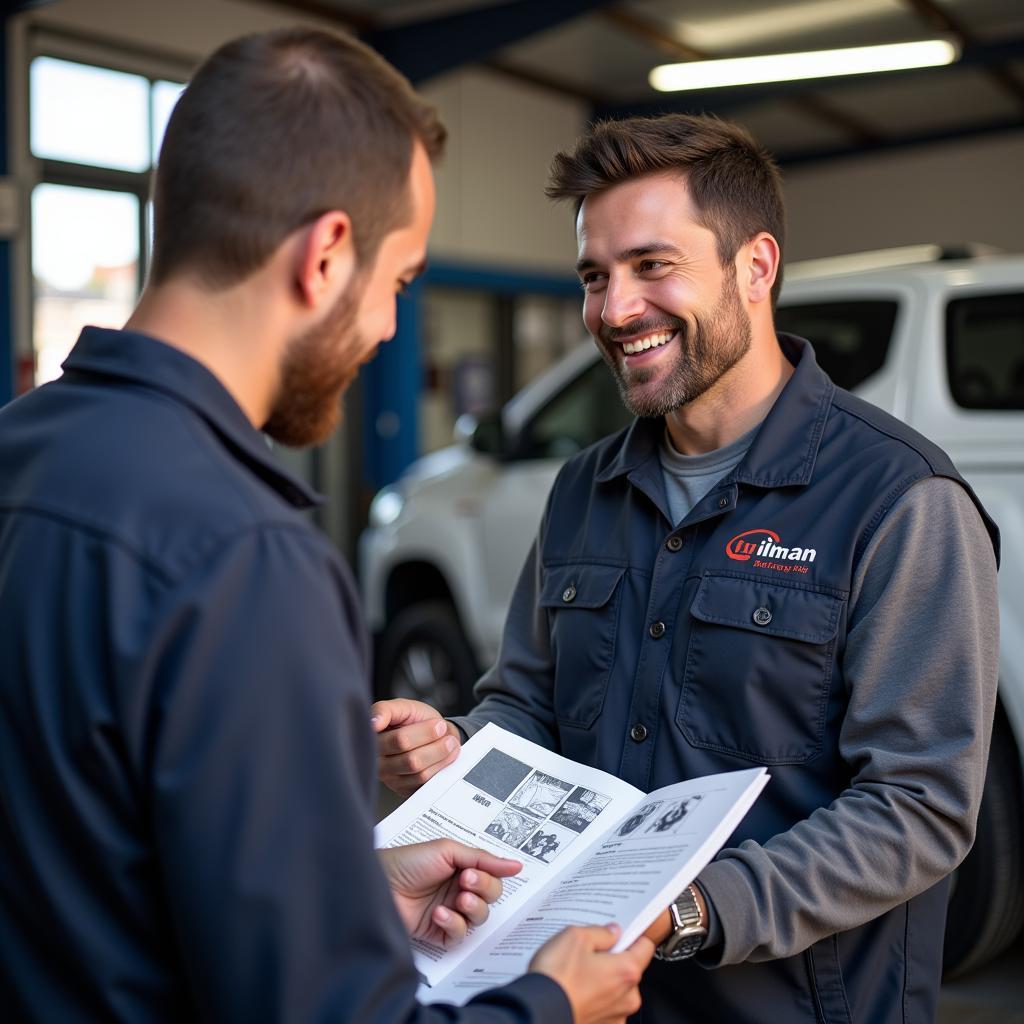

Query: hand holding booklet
left=375, top=723, right=768, bottom=1005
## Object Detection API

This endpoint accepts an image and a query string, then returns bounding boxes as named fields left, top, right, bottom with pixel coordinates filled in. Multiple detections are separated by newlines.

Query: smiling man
left=0, top=29, right=653, bottom=1024
left=374, top=114, right=1001, bottom=1023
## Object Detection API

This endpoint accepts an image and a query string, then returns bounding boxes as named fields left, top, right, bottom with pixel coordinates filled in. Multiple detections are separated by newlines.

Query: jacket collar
left=595, top=333, right=833, bottom=489
left=62, top=327, right=324, bottom=508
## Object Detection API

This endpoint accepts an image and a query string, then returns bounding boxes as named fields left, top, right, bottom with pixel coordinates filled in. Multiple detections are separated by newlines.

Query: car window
left=519, top=357, right=633, bottom=459
left=946, top=291, right=1024, bottom=410
left=775, top=301, right=898, bottom=391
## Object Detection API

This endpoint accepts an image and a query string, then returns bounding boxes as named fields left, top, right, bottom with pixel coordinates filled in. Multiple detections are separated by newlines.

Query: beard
left=263, top=281, right=363, bottom=448
left=599, top=267, right=752, bottom=419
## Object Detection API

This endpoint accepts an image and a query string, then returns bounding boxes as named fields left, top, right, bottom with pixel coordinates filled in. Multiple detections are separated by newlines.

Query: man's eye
left=639, top=260, right=667, bottom=273
left=579, top=272, right=606, bottom=290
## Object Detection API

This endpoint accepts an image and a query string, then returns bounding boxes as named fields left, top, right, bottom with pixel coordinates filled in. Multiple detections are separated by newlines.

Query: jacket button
left=630, top=723, right=648, bottom=742
left=718, top=497, right=729, bottom=508
left=752, top=606, right=773, bottom=626
left=666, top=536, right=683, bottom=552
left=649, top=620, right=666, bottom=639
left=562, top=584, right=577, bottom=603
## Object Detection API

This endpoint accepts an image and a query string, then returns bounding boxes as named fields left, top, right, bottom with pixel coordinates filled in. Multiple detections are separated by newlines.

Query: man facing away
left=374, top=115, right=1000, bottom=1022
left=0, top=28, right=653, bottom=1023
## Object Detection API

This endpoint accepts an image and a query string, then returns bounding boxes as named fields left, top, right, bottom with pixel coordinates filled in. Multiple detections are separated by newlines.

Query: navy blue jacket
left=0, top=328, right=569, bottom=1023
left=458, top=335, right=1000, bottom=1023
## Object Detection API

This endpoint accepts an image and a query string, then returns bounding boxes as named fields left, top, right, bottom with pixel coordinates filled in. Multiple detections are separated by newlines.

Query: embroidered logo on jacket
left=725, top=529, right=817, bottom=574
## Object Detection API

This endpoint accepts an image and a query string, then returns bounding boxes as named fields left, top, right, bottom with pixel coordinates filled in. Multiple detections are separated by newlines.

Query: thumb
left=370, top=698, right=438, bottom=732
left=578, top=923, right=622, bottom=952
left=621, top=935, right=657, bottom=971
left=442, top=841, right=523, bottom=879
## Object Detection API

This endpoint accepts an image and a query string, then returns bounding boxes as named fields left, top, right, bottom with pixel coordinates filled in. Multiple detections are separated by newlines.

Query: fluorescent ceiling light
left=676, top=0, right=898, bottom=52
left=649, top=39, right=959, bottom=93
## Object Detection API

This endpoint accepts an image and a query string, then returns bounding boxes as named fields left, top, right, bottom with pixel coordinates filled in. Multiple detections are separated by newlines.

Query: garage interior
left=1, top=1, right=1021, bottom=1018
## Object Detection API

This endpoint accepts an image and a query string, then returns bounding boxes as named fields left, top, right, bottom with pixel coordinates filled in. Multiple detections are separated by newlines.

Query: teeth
left=622, top=330, right=673, bottom=355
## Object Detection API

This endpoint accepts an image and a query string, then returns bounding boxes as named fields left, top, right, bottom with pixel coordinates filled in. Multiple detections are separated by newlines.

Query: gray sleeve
left=449, top=535, right=562, bottom=749
left=696, top=475, right=999, bottom=965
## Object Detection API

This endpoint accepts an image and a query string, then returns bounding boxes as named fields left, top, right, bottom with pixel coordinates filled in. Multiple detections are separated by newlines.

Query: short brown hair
left=150, top=28, right=446, bottom=289
left=547, top=114, right=785, bottom=304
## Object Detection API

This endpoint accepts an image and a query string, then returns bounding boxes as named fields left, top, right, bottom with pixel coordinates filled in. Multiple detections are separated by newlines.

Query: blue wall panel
left=359, top=262, right=578, bottom=492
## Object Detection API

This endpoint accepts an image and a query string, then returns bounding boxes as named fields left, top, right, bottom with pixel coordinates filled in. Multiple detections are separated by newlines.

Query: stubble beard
left=263, top=281, right=363, bottom=448
left=601, top=269, right=753, bottom=419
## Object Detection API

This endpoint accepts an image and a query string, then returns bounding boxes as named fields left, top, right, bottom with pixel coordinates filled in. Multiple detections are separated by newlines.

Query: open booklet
left=375, top=722, right=768, bottom=1006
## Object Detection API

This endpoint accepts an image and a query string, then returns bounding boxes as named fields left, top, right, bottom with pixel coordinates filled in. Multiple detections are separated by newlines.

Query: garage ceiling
left=258, top=0, right=1024, bottom=165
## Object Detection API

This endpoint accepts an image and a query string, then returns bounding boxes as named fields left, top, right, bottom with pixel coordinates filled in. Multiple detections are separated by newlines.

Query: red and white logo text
left=725, top=528, right=817, bottom=574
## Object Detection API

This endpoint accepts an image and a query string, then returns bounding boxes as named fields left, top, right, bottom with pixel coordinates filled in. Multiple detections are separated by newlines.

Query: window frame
left=774, top=298, right=900, bottom=393
left=14, top=25, right=194, bottom=390
left=945, top=289, right=1024, bottom=412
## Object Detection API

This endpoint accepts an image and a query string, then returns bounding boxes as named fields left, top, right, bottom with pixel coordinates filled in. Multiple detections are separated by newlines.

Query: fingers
left=377, top=719, right=462, bottom=795
left=456, top=867, right=504, bottom=908
left=377, top=717, right=452, bottom=758
left=454, top=889, right=489, bottom=927
left=429, top=840, right=522, bottom=906
left=431, top=904, right=468, bottom=944
left=441, top=841, right=523, bottom=880
left=621, top=936, right=656, bottom=973
left=581, top=922, right=622, bottom=952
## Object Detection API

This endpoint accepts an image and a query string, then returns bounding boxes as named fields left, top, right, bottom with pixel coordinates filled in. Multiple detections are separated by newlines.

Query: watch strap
left=654, top=884, right=708, bottom=962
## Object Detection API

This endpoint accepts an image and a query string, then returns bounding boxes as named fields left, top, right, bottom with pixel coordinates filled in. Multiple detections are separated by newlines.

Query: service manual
left=374, top=723, right=768, bottom=1005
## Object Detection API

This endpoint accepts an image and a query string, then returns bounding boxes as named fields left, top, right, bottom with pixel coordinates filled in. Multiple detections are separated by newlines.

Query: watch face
left=656, top=888, right=707, bottom=961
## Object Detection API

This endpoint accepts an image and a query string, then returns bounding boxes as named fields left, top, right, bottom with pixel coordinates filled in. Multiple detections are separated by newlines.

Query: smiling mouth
left=618, top=329, right=676, bottom=356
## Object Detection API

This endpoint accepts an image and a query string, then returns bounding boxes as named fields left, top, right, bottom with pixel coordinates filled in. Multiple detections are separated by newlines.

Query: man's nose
left=601, top=275, right=645, bottom=328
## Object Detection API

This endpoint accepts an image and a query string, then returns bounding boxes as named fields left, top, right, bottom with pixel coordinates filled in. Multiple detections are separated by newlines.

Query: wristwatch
left=654, top=885, right=708, bottom=962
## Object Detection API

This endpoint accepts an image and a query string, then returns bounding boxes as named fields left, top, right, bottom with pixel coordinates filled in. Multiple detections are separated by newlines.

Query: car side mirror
left=469, top=411, right=505, bottom=457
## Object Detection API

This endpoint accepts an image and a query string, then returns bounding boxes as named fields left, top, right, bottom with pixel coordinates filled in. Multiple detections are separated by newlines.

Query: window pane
left=31, top=56, right=149, bottom=171
left=775, top=300, right=898, bottom=390
left=946, top=292, right=1024, bottom=410
left=523, top=358, right=631, bottom=459
left=152, top=79, right=187, bottom=161
left=32, top=184, right=140, bottom=385
left=420, top=289, right=497, bottom=454
left=514, top=295, right=582, bottom=390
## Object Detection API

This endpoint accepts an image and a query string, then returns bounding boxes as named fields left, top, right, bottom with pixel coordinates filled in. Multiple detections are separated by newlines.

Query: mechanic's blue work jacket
left=469, top=335, right=999, bottom=1024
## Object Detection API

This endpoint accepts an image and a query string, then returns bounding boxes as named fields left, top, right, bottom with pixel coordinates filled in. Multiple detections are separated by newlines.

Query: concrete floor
left=938, top=936, right=1024, bottom=1023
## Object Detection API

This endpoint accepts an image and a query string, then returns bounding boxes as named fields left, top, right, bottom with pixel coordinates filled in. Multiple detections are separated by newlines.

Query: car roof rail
left=785, top=243, right=1006, bottom=281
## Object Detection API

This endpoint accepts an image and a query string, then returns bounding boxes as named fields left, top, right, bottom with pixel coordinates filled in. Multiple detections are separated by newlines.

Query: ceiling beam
left=247, top=0, right=375, bottom=32
left=776, top=115, right=1024, bottom=168
left=594, top=33, right=1024, bottom=121
left=6, top=0, right=58, bottom=11
left=485, top=58, right=612, bottom=106
left=601, top=7, right=703, bottom=61
left=251, top=0, right=612, bottom=97
left=365, top=0, right=614, bottom=83
left=600, top=6, right=883, bottom=146
left=900, top=0, right=1024, bottom=111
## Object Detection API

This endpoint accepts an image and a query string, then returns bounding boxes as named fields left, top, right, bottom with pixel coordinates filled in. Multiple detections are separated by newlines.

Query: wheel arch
left=384, top=560, right=457, bottom=621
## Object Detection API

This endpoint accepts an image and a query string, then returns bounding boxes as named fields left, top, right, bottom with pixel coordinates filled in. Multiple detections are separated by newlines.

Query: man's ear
left=295, top=210, right=356, bottom=309
left=741, top=233, right=780, bottom=305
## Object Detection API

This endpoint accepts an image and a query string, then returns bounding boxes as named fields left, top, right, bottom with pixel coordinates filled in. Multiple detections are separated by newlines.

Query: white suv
left=358, top=246, right=1024, bottom=975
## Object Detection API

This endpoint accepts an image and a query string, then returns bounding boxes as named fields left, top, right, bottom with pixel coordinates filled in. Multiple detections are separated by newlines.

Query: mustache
left=600, top=316, right=687, bottom=344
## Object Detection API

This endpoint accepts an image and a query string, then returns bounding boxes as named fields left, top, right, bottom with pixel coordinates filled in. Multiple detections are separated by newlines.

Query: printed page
left=422, top=766, right=768, bottom=1006
left=374, top=723, right=645, bottom=987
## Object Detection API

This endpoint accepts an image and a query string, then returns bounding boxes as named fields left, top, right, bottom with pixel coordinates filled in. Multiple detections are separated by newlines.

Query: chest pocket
left=676, top=572, right=844, bottom=764
left=539, top=563, right=626, bottom=729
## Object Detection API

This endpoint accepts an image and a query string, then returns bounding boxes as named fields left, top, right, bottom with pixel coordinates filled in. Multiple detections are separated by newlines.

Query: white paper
left=375, top=723, right=768, bottom=1005
left=375, top=723, right=645, bottom=986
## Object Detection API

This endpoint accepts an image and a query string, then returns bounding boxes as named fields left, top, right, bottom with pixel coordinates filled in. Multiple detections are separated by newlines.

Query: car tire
left=943, top=709, right=1024, bottom=978
left=375, top=601, right=479, bottom=718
